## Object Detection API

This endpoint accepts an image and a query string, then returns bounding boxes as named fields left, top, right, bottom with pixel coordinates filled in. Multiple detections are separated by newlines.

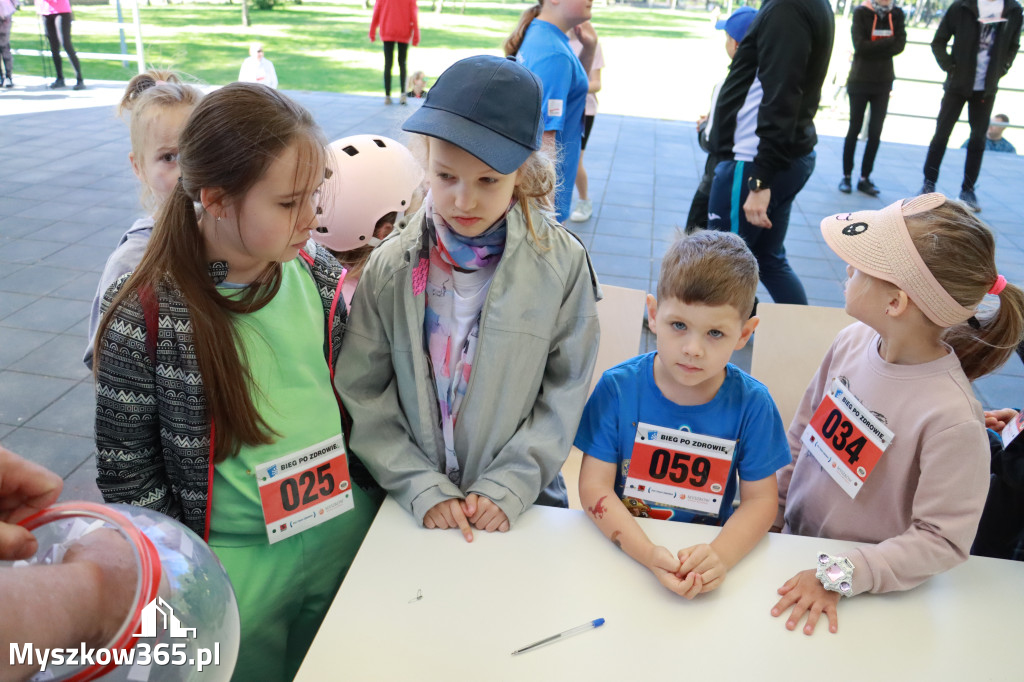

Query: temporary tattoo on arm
left=588, top=495, right=608, bottom=519
left=610, top=530, right=622, bottom=550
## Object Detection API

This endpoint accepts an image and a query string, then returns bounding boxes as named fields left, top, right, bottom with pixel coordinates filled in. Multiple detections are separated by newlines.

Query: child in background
left=335, top=55, right=600, bottom=542
left=0, top=0, right=18, bottom=88
left=237, top=42, right=278, bottom=90
left=505, top=3, right=597, bottom=224
left=972, top=406, right=1024, bottom=561
left=313, top=134, right=424, bottom=308
left=685, top=6, right=757, bottom=233
left=576, top=231, right=790, bottom=597
left=406, top=69, right=428, bottom=99
left=774, top=194, right=1024, bottom=635
left=83, top=70, right=202, bottom=369
left=93, top=83, right=381, bottom=681
left=567, top=27, right=604, bottom=223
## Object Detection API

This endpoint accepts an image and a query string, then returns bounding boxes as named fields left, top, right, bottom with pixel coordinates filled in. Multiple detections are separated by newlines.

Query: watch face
left=747, top=177, right=762, bottom=192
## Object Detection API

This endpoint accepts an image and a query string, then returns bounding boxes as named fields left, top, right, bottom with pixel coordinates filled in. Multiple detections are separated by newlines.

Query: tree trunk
left=242, top=0, right=250, bottom=27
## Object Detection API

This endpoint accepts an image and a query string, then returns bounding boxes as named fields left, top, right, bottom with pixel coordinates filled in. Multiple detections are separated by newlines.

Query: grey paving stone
left=599, top=203, right=653, bottom=223
left=42, top=243, right=116, bottom=272
left=0, top=291, right=35, bottom=321
left=0, top=216, right=54, bottom=240
left=591, top=252, right=652, bottom=279
left=0, top=370, right=77, bottom=426
left=0, top=238, right=67, bottom=264
left=50, top=271, right=102, bottom=302
left=10, top=333, right=91, bottom=380
left=0, top=296, right=89, bottom=334
left=0, top=426, right=94, bottom=478
left=12, top=201, right=83, bottom=223
left=30, top=220, right=108, bottom=245
left=0, top=264, right=86, bottom=295
left=59, top=455, right=104, bottom=504
left=0, top=328, right=57, bottom=369
left=594, top=219, right=654, bottom=239
left=591, top=234, right=653, bottom=259
left=23, top=380, right=95, bottom=437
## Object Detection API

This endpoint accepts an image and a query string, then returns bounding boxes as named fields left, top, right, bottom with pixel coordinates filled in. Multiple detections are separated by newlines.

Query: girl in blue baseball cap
left=336, top=54, right=601, bottom=542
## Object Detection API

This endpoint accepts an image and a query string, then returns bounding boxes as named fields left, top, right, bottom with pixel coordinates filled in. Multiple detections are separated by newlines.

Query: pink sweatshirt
left=777, top=322, right=989, bottom=595
left=37, top=0, right=72, bottom=15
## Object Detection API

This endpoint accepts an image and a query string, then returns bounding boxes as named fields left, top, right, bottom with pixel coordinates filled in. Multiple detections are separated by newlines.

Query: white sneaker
left=570, top=198, right=593, bottom=222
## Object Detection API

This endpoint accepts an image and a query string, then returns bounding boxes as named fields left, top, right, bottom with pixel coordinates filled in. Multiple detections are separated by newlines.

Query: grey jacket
left=84, top=216, right=154, bottom=369
left=335, top=203, right=601, bottom=525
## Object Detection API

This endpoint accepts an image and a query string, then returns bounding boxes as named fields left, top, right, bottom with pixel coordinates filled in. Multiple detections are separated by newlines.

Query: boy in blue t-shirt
left=575, top=231, right=790, bottom=598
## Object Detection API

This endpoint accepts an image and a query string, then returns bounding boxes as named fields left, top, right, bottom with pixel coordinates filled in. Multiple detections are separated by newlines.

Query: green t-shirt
left=209, top=259, right=342, bottom=541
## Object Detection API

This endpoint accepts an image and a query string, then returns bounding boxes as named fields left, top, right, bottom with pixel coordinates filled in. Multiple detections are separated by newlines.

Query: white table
left=297, top=497, right=1024, bottom=681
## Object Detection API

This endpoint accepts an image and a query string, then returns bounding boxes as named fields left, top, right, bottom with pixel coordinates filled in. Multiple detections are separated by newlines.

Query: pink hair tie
left=155, top=79, right=167, bottom=85
left=989, top=274, right=1007, bottom=296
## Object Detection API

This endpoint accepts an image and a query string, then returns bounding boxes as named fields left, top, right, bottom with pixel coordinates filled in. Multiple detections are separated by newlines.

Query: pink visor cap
left=820, top=193, right=976, bottom=327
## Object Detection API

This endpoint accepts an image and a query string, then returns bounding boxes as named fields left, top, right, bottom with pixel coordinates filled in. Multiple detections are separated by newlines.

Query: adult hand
left=647, top=545, right=702, bottom=598
left=423, top=498, right=474, bottom=542
left=0, top=445, right=63, bottom=560
left=574, top=20, right=598, bottom=49
left=462, top=493, right=509, bottom=533
left=63, top=528, right=138, bottom=648
left=676, top=543, right=726, bottom=594
left=984, top=408, right=1018, bottom=432
left=743, top=188, right=772, bottom=228
left=771, top=569, right=841, bottom=635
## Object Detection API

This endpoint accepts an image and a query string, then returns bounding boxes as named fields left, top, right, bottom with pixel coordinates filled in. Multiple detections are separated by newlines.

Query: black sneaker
left=838, top=176, right=852, bottom=193
left=73, top=81, right=86, bottom=90
left=856, top=178, right=880, bottom=196
left=49, top=78, right=66, bottom=89
left=959, top=189, right=981, bottom=212
left=919, top=180, right=936, bottom=195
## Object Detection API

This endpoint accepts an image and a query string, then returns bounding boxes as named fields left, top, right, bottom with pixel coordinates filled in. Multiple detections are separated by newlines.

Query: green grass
left=8, top=1, right=708, bottom=96
left=8, top=1, right=1021, bottom=143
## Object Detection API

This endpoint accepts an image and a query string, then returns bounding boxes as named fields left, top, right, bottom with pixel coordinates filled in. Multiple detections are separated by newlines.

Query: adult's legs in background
left=843, top=91, right=869, bottom=177
left=707, top=153, right=814, bottom=305
left=382, top=40, right=395, bottom=99
left=923, top=91, right=968, bottom=185
left=685, top=152, right=718, bottom=233
left=56, top=12, right=82, bottom=85
left=44, top=13, right=64, bottom=83
left=0, top=15, right=12, bottom=84
left=859, top=91, right=890, bottom=178
left=396, top=41, right=408, bottom=101
left=963, top=90, right=996, bottom=192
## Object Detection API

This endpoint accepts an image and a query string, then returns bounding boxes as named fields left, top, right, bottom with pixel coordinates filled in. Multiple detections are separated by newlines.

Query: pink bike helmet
left=315, top=135, right=424, bottom=252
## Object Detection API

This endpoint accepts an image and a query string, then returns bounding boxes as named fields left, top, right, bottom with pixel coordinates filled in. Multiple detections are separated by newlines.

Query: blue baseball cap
left=716, top=6, right=757, bottom=43
left=402, top=55, right=543, bottom=175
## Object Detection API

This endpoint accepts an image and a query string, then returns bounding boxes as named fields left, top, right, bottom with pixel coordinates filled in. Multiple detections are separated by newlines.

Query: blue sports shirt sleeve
left=572, top=371, right=621, bottom=463
left=735, top=382, right=792, bottom=481
left=531, top=53, right=574, bottom=133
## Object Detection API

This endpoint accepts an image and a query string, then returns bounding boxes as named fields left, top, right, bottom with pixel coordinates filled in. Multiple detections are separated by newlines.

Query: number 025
left=280, top=464, right=335, bottom=512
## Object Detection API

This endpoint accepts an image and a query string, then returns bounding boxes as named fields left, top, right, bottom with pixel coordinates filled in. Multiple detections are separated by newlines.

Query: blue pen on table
left=510, top=618, right=606, bottom=656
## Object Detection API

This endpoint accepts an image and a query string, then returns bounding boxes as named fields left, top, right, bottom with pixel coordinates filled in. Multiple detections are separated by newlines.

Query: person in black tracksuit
left=839, top=0, right=906, bottom=197
left=973, top=411, right=1024, bottom=562
left=706, top=0, right=834, bottom=306
left=922, top=0, right=1022, bottom=211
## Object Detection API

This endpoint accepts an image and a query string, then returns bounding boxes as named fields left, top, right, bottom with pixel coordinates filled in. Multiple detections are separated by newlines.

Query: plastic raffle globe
left=15, top=502, right=240, bottom=681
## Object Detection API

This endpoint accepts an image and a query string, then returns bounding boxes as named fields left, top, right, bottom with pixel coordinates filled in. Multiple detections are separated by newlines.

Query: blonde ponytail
left=504, top=3, right=543, bottom=57
left=907, top=201, right=1024, bottom=381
